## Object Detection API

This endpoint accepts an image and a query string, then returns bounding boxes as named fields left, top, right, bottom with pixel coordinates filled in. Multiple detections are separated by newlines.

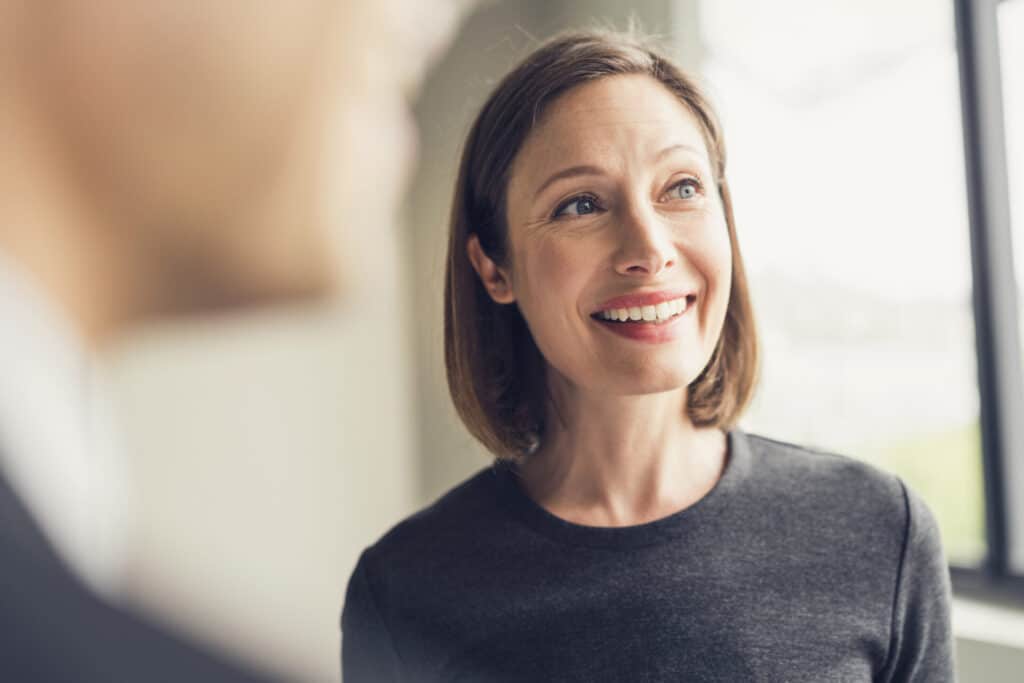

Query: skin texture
left=0, top=0, right=460, bottom=345
left=468, top=74, right=733, bottom=526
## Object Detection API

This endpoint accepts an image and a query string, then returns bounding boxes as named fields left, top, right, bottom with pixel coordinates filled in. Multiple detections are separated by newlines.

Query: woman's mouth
left=590, top=293, right=696, bottom=343
left=591, top=294, right=695, bottom=324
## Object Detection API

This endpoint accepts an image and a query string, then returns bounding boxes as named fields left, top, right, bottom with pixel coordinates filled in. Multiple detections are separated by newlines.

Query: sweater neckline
left=491, top=427, right=753, bottom=549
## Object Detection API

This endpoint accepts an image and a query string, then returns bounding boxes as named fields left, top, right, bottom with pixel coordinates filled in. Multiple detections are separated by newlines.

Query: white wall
left=111, top=279, right=416, bottom=678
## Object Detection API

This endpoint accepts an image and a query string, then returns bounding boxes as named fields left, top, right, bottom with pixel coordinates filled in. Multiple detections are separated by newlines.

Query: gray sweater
left=341, top=429, right=955, bottom=681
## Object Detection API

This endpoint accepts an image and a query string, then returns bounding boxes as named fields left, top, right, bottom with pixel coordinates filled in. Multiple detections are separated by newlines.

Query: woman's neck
left=518, top=377, right=727, bottom=527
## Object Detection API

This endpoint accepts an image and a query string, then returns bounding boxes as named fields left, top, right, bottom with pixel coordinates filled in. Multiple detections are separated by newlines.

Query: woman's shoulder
left=738, top=430, right=925, bottom=538
left=357, top=464, right=505, bottom=569
left=743, top=430, right=902, bottom=490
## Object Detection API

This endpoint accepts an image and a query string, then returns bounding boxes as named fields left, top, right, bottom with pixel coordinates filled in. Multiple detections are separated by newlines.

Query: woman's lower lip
left=593, top=310, right=689, bottom=343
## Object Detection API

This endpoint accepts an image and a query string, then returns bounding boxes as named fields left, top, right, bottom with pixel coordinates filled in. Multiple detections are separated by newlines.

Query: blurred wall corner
left=404, top=0, right=544, bottom=508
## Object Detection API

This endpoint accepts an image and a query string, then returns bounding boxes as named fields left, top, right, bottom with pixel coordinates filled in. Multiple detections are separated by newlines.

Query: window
left=698, top=0, right=987, bottom=566
left=955, top=0, right=1024, bottom=591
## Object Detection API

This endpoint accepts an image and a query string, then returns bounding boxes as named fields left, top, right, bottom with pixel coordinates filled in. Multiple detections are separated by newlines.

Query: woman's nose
left=612, top=204, right=677, bottom=277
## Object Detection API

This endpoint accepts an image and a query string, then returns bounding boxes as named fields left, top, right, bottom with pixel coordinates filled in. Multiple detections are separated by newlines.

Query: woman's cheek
left=516, top=240, right=593, bottom=343
left=541, top=239, right=584, bottom=286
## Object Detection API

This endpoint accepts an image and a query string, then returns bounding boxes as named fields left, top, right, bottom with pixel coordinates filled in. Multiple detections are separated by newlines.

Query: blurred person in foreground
left=342, top=29, right=955, bottom=681
left=0, top=1, right=460, bottom=680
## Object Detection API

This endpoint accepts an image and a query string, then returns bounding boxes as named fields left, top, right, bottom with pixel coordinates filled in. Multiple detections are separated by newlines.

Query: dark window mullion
left=954, top=0, right=1024, bottom=580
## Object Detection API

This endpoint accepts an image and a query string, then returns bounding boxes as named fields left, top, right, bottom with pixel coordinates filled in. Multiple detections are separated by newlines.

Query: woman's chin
left=592, top=365, right=699, bottom=397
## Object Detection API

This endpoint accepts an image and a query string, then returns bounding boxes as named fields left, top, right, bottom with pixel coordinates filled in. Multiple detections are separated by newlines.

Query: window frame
left=952, top=0, right=1024, bottom=604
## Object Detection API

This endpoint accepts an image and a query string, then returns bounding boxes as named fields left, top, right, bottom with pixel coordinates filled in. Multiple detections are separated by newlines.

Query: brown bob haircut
left=444, top=29, right=759, bottom=460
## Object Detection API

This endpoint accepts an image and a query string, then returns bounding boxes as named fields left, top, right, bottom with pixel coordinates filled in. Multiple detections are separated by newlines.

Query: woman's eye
left=667, top=178, right=701, bottom=200
left=553, top=194, right=600, bottom=218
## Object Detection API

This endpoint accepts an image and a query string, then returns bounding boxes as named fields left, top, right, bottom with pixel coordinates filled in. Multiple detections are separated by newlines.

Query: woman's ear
left=467, top=234, right=515, bottom=304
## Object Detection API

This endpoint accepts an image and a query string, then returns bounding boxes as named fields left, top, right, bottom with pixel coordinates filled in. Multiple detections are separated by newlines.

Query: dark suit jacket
left=0, top=466, right=281, bottom=682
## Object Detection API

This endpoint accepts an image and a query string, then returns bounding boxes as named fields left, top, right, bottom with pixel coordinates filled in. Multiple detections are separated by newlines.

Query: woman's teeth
left=598, top=297, right=689, bottom=323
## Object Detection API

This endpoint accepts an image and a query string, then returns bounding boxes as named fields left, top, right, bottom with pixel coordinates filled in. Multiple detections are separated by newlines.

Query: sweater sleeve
left=878, top=478, right=956, bottom=682
left=341, top=551, right=402, bottom=683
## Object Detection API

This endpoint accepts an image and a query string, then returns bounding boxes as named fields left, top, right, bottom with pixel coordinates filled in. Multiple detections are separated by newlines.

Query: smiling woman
left=460, top=70, right=749, bottom=451
left=341, top=29, right=955, bottom=682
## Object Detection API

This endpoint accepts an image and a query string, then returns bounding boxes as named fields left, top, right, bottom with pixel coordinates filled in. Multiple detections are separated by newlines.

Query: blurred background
left=98, top=1, right=1024, bottom=680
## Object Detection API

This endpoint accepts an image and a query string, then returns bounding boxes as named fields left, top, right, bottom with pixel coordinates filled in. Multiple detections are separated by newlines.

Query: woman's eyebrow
left=532, top=164, right=604, bottom=200
left=531, top=144, right=707, bottom=200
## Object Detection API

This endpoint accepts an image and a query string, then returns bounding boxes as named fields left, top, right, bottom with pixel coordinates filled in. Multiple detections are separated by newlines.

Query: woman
left=342, top=30, right=954, bottom=682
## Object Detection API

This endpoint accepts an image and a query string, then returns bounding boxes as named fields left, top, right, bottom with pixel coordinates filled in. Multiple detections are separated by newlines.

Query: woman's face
left=474, top=74, right=733, bottom=397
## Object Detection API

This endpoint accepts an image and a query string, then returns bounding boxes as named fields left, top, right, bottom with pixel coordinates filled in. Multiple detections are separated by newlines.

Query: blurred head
left=0, top=0, right=460, bottom=329
left=445, top=30, right=759, bottom=459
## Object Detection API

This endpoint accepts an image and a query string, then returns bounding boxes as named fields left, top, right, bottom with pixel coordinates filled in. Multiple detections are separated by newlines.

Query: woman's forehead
left=509, top=75, right=713, bottom=198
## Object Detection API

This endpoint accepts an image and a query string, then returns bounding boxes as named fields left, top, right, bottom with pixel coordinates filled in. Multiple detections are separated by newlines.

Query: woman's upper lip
left=593, top=289, right=697, bottom=313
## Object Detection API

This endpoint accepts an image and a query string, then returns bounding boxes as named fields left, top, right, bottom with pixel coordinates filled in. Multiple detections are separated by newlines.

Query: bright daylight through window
left=698, top=0, right=986, bottom=565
